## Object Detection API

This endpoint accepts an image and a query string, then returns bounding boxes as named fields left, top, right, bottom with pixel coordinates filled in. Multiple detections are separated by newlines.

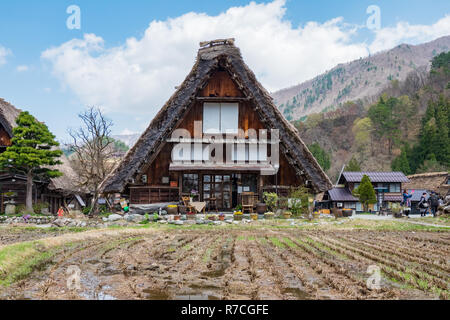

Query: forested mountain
left=300, top=52, right=450, bottom=182
left=272, top=36, right=450, bottom=122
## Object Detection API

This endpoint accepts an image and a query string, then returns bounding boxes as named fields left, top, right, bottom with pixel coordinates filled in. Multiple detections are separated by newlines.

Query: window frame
left=203, top=102, right=239, bottom=134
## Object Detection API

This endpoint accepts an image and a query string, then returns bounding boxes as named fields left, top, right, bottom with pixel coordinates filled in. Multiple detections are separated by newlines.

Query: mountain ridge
left=272, top=35, right=450, bottom=120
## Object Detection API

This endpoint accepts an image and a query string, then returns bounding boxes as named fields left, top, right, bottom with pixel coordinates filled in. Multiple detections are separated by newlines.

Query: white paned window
left=220, top=103, right=238, bottom=133
left=203, top=103, right=221, bottom=134
left=203, top=102, right=238, bottom=134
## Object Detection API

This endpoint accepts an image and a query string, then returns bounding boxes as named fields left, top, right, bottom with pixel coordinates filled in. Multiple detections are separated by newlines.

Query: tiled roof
left=328, top=188, right=358, bottom=202
left=384, top=195, right=402, bottom=202
left=342, top=172, right=409, bottom=183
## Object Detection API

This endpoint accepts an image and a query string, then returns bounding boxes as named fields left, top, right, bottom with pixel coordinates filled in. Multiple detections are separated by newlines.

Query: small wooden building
left=100, top=39, right=332, bottom=209
left=0, top=98, right=87, bottom=214
left=324, top=171, right=410, bottom=213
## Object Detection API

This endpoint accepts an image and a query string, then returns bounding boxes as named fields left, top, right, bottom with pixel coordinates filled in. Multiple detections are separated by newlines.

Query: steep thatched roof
left=47, top=154, right=86, bottom=194
left=403, top=172, right=449, bottom=196
left=0, top=98, right=21, bottom=136
left=100, top=40, right=332, bottom=194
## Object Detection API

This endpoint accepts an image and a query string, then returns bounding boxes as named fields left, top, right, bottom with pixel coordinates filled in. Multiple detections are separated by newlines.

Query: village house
left=100, top=39, right=332, bottom=211
left=403, top=172, right=449, bottom=197
left=0, top=98, right=87, bottom=214
left=324, top=171, right=410, bottom=213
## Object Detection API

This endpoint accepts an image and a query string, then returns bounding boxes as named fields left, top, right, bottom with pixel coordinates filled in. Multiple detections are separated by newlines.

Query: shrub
left=32, top=202, right=49, bottom=215
left=263, top=192, right=279, bottom=211
left=15, top=204, right=27, bottom=215
left=289, top=187, right=313, bottom=216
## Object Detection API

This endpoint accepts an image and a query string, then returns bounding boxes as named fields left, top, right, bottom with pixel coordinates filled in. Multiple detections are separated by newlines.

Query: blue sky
left=0, top=0, right=449, bottom=141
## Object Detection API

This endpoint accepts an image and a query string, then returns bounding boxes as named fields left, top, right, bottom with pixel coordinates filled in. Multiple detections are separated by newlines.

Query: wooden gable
left=199, top=70, right=243, bottom=98
left=176, top=71, right=265, bottom=137
left=0, top=123, right=11, bottom=147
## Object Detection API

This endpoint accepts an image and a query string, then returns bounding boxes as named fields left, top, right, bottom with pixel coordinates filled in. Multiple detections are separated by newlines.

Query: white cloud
left=120, top=128, right=139, bottom=135
left=41, top=0, right=450, bottom=119
left=0, top=46, right=11, bottom=66
left=16, top=65, right=29, bottom=72
left=369, top=15, right=450, bottom=53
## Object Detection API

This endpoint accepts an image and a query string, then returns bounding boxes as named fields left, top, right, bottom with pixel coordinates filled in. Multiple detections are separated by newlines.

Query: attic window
left=203, top=102, right=238, bottom=134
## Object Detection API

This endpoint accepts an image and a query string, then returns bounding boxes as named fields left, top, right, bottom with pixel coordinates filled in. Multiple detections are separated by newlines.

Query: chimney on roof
left=199, top=38, right=235, bottom=48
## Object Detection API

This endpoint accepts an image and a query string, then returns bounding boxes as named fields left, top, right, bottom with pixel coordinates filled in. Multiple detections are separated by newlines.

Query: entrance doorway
left=202, top=174, right=232, bottom=210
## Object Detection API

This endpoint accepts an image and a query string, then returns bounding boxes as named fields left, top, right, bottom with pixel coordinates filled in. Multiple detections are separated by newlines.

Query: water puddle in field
left=79, top=272, right=116, bottom=300
left=143, top=285, right=221, bottom=300
left=282, top=287, right=311, bottom=299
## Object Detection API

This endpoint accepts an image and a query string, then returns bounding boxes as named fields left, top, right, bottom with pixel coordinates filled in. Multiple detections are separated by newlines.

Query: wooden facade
left=100, top=40, right=332, bottom=207
left=127, top=71, right=304, bottom=209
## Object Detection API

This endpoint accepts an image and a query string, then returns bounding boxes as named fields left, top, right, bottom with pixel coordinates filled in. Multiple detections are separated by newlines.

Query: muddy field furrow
left=352, top=231, right=450, bottom=257
left=304, top=235, right=401, bottom=299
left=259, top=236, right=313, bottom=300
left=326, top=235, right=449, bottom=291
left=221, top=236, right=255, bottom=300
left=317, top=235, right=446, bottom=297
left=1, top=228, right=448, bottom=300
left=339, top=234, right=450, bottom=276
left=289, top=235, right=395, bottom=299
left=351, top=233, right=449, bottom=266
left=281, top=236, right=364, bottom=299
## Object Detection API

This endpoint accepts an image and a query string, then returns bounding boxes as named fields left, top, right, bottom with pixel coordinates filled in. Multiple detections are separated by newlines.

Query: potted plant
left=264, top=212, right=275, bottom=220
left=256, top=203, right=267, bottom=215
left=233, top=211, right=243, bottom=221
left=206, top=214, right=217, bottom=221
left=186, top=211, right=196, bottom=220
left=190, top=190, right=199, bottom=202
left=167, top=205, right=178, bottom=215
left=250, top=213, right=258, bottom=221
left=219, top=213, right=225, bottom=221
left=283, top=211, right=292, bottom=219
left=342, top=209, right=352, bottom=217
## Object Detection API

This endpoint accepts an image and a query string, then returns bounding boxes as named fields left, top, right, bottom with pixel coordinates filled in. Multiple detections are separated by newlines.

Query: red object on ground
left=57, top=208, right=64, bottom=217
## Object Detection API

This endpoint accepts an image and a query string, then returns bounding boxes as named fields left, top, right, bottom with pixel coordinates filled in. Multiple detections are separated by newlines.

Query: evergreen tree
left=407, top=96, right=450, bottom=173
left=391, top=148, right=411, bottom=175
left=0, top=112, right=62, bottom=212
left=352, top=175, right=377, bottom=212
left=344, top=156, right=361, bottom=172
left=308, top=142, right=331, bottom=171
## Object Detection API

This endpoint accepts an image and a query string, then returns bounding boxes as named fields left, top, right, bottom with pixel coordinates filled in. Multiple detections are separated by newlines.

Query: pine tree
left=391, top=148, right=411, bottom=175
left=352, top=175, right=377, bottom=212
left=344, top=156, right=361, bottom=172
left=308, top=143, right=331, bottom=171
left=0, top=112, right=63, bottom=212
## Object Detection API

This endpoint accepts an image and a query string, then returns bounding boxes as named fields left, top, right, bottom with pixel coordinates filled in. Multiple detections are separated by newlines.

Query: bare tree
left=68, top=107, right=115, bottom=214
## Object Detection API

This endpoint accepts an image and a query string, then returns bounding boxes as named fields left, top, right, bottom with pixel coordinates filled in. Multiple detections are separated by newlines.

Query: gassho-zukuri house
left=324, top=171, right=410, bottom=213
left=100, top=39, right=332, bottom=210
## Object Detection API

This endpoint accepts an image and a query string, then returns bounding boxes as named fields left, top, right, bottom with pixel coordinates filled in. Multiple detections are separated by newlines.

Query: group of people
left=402, top=189, right=442, bottom=217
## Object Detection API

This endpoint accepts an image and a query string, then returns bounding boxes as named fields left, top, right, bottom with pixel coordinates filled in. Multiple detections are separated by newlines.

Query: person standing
left=418, top=192, right=429, bottom=217
left=402, top=189, right=413, bottom=217
left=429, top=192, right=440, bottom=217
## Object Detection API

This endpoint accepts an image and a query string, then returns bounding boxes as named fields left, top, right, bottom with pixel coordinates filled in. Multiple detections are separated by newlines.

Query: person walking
left=402, top=189, right=413, bottom=217
left=418, top=192, right=429, bottom=217
left=429, top=192, right=440, bottom=217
